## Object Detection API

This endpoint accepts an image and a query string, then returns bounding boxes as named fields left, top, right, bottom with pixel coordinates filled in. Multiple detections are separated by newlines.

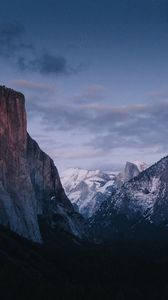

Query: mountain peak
left=0, top=85, right=24, bottom=99
left=124, top=161, right=149, bottom=181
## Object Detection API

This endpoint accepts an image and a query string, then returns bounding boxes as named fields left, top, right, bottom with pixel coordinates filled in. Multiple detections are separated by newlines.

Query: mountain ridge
left=61, top=161, right=148, bottom=218
left=90, top=155, right=168, bottom=243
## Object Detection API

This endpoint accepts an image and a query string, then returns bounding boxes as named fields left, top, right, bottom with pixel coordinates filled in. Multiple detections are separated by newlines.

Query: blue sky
left=1, top=0, right=168, bottom=171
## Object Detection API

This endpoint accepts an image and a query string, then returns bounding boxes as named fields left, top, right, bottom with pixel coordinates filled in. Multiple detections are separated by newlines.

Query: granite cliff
left=0, top=86, right=85, bottom=242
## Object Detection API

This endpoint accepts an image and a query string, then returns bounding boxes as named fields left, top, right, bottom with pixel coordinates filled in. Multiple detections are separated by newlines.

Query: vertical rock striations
left=0, top=86, right=85, bottom=242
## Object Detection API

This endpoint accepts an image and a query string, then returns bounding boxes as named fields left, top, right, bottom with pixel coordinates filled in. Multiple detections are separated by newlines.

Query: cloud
left=74, top=84, right=106, bottom=103
left=86, top=101, right=168, bottom=152
left=11, top=79, right=55, bottom=92
left=0, top=23, right=33, bottom=57
left=26, top=95, right=168, bottom=156
left=0, top=22, right=33, bottom=64
left=17, top=52, right=77, bottom=75
left=0, top=23, right=22, bottom=56
left=32, top=53, right=74, bottom=75
left=0, top=23, right=34, bottom=69
left=147, top=90, right=168, bottom=101
left=0, top=22, right=79, bottom=76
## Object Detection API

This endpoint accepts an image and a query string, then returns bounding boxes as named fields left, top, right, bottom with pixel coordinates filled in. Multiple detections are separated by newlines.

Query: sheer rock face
left=0, top=86, right=85, bottom=242
left=124, top=162, right=140, bottom=182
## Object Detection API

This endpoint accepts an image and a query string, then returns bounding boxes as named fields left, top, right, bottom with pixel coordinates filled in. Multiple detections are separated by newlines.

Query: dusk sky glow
left=1, top=0, right=168, bottom=171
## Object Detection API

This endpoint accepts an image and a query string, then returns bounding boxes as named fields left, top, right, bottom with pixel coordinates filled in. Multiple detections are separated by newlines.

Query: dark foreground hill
left=1, top=225, right=168, bottom=300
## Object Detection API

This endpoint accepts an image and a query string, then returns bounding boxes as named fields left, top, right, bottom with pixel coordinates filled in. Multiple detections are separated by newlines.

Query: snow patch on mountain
left=61, top=168, right=117, bottom=218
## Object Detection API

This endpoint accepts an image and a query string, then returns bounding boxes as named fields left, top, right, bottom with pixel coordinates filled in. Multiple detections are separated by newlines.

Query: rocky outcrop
left=124, top=162, right=140, bottom=181
left=0, top=86, right=85, bottom=242
left=116, top=161, right=149, bottom=185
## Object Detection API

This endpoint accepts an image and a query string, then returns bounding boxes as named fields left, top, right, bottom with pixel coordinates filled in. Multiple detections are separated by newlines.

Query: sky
left=1, top=0, right=168, bottom=172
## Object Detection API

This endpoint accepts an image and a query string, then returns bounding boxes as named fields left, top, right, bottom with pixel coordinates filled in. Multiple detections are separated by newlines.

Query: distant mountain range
left=61, top=159, right=168, bottom=244
left=61, top=168, right=116, bottom=217
left=61, top=161, right=149, bottom=218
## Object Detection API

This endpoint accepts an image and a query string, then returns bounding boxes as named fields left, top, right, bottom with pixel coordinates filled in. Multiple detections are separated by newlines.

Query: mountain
left=90, top=156, right=168, bottom=243
left=124, top=161, right=148, bottom=181
left=117, top=161, right=149, bottom=184
left=61, top=168, right=117, bottom=218
left=0, top=86, right=86, bottom=243
left=61, top=162, right=148, bottom=218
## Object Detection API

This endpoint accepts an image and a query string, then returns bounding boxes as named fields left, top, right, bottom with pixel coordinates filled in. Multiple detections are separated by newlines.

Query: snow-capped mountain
left=90, top=156, right=168, bottom=243
left=61, top=168, right=117, bottom=218
left=61, top=162, right=148, bottom=218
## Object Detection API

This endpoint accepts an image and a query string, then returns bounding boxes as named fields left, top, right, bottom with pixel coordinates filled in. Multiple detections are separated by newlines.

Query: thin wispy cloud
left=74, top=84, right=106, bottom=103
left=11, top=79, right=56, bottom=92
